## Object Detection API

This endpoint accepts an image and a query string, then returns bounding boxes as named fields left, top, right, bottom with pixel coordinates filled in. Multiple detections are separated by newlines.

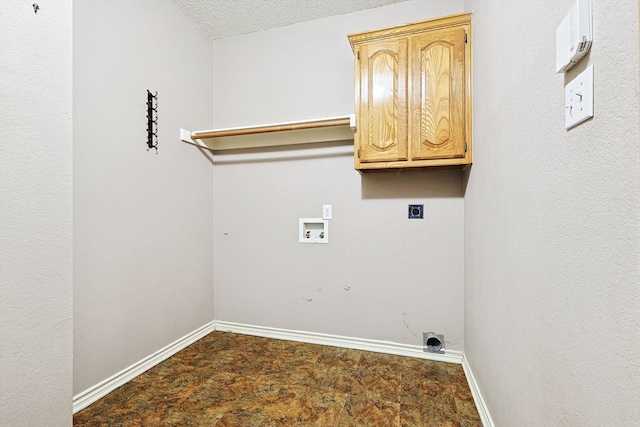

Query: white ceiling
left=171, top=0, right=407, bottom=40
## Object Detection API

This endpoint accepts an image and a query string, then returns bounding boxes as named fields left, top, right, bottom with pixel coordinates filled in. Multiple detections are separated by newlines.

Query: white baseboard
left=72, top=320, right=216, bottom=414
left=462, top=354, right=495, bottom=427
left=215, top=320, right=464, bottom=365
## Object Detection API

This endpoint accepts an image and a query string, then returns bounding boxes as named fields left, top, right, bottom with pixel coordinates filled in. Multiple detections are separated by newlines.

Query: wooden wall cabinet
left=348, top=13, right=472, bottom=171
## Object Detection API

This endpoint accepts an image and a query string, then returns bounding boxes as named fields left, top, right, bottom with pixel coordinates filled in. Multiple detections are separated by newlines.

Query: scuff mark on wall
left=302, top=298, right=313, bottom=302
left=401, top=313, right=418, bottom=338
left=402, top=319, right=418, bottom=337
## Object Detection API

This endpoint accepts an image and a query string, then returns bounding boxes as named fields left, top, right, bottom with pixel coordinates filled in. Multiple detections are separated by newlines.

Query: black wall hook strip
left=146, top=90, right=158, bottom=152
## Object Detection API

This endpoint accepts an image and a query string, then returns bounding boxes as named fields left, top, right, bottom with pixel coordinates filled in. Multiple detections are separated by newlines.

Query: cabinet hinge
left=464, top=141, right=468, bottom=153
left=357, top=148, right=361, bottom=158
left=357, top=51, right=360, bottom=60
left=464, top=33, right=468, bottom=44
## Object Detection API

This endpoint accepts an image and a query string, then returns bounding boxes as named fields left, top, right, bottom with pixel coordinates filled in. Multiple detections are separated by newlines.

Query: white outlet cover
left=322, top=204, right=332, bottom=220
left=565, top=65, right=594, bottom=130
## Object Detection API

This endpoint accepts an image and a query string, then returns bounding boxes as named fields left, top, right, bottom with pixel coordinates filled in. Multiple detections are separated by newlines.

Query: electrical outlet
left=408, top=204, right=423, bottom=219
left=322, top=205, right=332, bottom=220
left=565, top=65, right=594, bottom=129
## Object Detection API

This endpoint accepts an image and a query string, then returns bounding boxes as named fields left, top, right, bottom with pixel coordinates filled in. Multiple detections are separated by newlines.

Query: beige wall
left=463, top=0, right=640, bottom=425
left=0, top=1, right=73, bottom=425
left=73, top=1, right=215, bottom=394
left=212, top=1, right=467, bottom=348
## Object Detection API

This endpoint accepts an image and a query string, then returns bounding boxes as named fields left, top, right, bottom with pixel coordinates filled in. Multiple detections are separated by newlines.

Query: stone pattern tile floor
left=73, top=332, right=481, bottom=426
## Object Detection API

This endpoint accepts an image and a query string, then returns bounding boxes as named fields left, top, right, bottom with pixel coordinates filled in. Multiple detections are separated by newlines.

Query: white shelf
left=180, top=114, right=356, bottom=151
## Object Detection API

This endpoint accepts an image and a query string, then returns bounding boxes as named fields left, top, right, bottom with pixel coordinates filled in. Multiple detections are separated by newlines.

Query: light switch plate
left=565, top=65, right=594, bottom=130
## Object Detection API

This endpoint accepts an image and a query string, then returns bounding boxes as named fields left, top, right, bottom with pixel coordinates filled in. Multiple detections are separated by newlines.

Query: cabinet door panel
left=357, top=39, right=408, bottom=163
left=410, top=27, right=466, bottom=160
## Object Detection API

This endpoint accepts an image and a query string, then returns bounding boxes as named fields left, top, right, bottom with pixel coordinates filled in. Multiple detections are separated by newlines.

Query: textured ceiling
left=171, top=0, right=406, bottom=40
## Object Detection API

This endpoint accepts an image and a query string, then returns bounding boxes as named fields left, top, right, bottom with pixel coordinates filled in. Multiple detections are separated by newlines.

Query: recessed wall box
left=299, top=218, right=328, bottom=243
left=556, top=0, right=592, bottom=73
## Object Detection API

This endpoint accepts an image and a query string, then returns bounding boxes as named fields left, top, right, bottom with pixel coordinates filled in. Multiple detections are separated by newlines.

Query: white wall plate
left=565, top=65, right=594, bottom=130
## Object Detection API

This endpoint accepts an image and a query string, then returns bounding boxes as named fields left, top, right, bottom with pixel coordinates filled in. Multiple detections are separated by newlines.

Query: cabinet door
left=410, top=26, right=467, bottom=160
left=356, top=39, right=408, bottom=163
